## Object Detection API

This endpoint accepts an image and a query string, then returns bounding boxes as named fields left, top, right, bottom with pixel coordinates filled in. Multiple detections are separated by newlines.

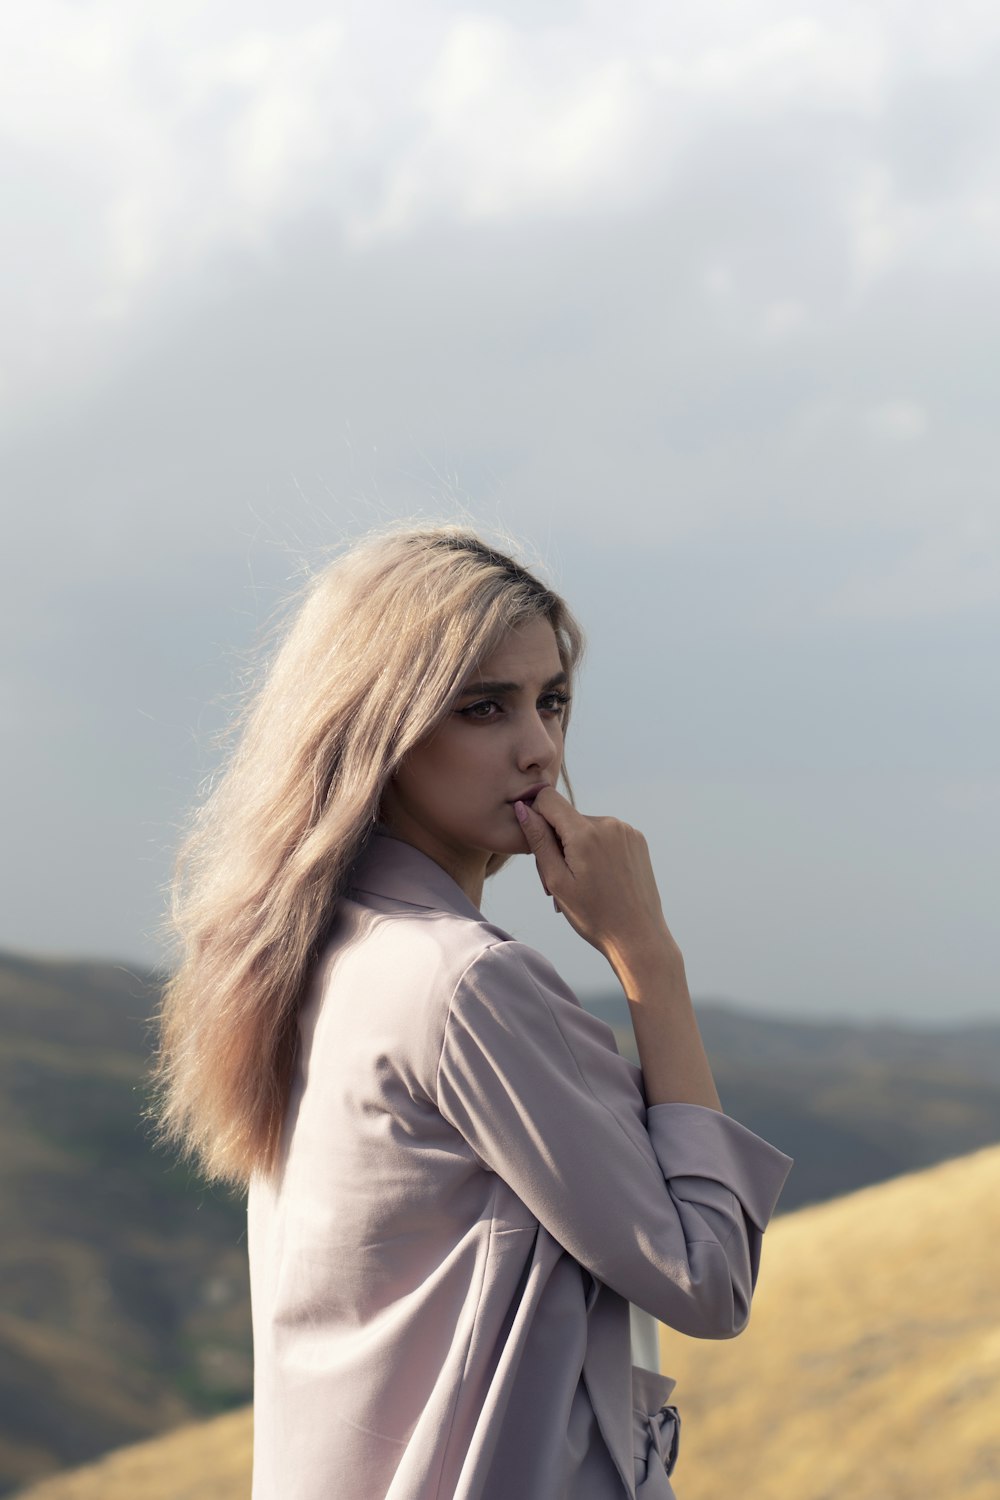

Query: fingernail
left=513, top=800, right=528, bottom=824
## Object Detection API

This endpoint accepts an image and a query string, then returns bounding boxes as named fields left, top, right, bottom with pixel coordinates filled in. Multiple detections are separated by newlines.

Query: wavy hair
left=147, top=522, right=586, bottom=1190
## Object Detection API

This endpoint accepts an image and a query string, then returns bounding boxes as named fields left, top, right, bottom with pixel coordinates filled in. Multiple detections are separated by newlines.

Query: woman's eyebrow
left=458, top=669, right=569, bottom=696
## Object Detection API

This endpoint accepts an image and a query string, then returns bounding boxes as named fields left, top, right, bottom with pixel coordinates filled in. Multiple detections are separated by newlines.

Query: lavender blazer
left=247, top=830, right=793, bottom=1499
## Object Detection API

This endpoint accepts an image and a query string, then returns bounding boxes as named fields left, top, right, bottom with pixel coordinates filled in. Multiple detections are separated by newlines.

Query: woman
left=151, top=523, right=793, bottom=1500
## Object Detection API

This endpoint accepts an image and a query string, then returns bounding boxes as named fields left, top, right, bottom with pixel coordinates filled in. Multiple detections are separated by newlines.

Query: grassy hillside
left=14, top=1144, right=1000, bottom=1500
left=659, top=1142, right=1000, bottom=1500
left=2, top=947, right=998, bottom=1494
left=10, top=1410, right=253, bottom=1500
left=0, top=953, right=251, bottom=1494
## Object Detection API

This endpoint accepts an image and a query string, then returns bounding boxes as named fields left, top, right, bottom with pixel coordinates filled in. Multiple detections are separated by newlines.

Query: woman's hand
left=513, top=787, right=682, bottom=970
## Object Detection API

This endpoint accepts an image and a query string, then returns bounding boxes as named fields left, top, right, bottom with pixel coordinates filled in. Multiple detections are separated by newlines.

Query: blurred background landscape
left=2, top=951, right=999, bottom=1496
left=2, top=0, right=998, bottom=1495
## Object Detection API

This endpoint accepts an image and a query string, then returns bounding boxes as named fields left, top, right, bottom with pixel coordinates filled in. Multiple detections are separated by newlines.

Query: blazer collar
left=348, top=826, right=485, bottom=923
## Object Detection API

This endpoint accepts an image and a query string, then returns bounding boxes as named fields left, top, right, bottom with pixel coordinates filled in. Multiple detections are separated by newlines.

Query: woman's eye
left=458, top=692, right=571, bottom=722
left=460, top=699, right=501, bottom=720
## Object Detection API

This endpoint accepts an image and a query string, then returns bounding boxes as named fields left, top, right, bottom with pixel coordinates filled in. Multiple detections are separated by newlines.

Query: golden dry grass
left=659, top=1141, right=1000, bottom=1500
left=15, top=1144, right=1000, bottom=1500
left=12, top=1408, right=253, bottom=1500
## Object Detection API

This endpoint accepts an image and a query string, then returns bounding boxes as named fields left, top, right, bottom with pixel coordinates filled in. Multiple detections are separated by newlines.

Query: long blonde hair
left=148, top=522, right=586, bottom=1190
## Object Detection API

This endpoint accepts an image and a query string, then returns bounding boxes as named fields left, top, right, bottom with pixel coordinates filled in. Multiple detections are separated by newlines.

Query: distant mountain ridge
left=588, top=989, right=1000, bottom=1208
left=1, top=947, right=998, bottom=1494
left=587, top=988, right=1000, bottom=1079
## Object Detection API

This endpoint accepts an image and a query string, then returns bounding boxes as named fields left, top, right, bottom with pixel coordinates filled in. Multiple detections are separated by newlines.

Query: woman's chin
left=489, top=818, right=533, bottom=855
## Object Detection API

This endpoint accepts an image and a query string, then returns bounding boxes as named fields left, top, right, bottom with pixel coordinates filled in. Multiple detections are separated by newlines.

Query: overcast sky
left=2, top=1, right=997, bottom=1024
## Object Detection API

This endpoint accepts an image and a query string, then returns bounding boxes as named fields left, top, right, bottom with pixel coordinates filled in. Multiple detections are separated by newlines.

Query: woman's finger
left=513, top=798, right=567, bottom=895
left=525, top=784, right=584, bottom=849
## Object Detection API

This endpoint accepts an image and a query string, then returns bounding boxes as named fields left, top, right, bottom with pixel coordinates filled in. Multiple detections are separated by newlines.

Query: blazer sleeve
left=435, top=938, right=794, bottom=1340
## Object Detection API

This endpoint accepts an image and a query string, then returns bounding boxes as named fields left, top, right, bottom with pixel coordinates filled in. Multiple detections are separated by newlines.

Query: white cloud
left=650, top=12, right=885, bottom=113
left=864, top=399, right=927, bottom=442
left=348, top=18, right=649, bottom=241
left=759, top=298, right=808, bottom=341
left=2, top=0, right=998, bottom=356
left=1, top=0, right=999, bottom=585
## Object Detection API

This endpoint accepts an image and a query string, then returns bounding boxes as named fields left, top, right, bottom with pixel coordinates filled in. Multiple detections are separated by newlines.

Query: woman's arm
left=436, top=937, right=792, bottom=1338
left=514, top=787, right=723, bottom=1112
left=610, top=936, right=723, bottom=1111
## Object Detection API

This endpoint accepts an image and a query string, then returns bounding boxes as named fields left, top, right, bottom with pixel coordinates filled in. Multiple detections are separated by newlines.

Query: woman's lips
left=508, top=783, right=548, bottom=805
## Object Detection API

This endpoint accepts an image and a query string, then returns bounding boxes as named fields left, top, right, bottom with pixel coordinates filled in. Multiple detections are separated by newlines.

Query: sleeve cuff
left=645, top=1101, right=794, bottom=1231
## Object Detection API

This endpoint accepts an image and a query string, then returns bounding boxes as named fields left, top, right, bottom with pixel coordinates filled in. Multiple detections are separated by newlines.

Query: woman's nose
left=517, top=711, right=559, bottom=770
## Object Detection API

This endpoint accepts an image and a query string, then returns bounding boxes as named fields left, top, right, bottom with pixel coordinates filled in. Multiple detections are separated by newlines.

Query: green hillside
left=0, top=954, right=251, bottom=1495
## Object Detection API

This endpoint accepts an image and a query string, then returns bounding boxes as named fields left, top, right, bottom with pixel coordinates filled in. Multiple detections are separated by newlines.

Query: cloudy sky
left=2, top=0, right=997, bottom=1024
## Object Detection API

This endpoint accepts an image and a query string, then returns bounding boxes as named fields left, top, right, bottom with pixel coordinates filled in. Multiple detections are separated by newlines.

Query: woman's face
left=379, top=615, right=569, bottom=900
